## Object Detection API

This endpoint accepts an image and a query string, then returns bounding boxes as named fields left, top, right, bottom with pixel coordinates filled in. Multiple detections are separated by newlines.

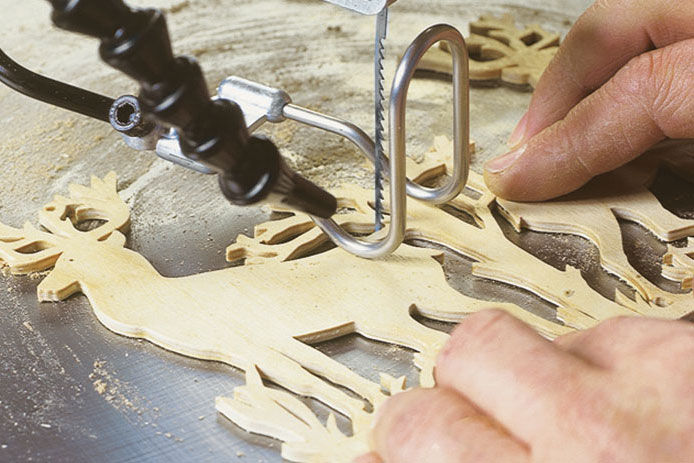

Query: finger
left=554, top=316, right=694, bottom=370
left=434, top=309, right=600, bottom=445
left=353, top=453, right=382, bottom=463
left=513, top=0, right=694, bottom=145
left=485, top=39, right=694, bottom=201
left=371, top=387, right=529, bottom=463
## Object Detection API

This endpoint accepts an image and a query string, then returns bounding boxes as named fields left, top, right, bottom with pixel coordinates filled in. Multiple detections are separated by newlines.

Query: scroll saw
left=0, top=0, right=470, bottom=259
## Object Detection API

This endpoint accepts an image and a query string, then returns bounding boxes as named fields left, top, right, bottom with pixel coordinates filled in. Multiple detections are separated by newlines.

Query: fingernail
left=484, top=144, right=527, bottom=174
left=507, top=112, right=529, bottom=147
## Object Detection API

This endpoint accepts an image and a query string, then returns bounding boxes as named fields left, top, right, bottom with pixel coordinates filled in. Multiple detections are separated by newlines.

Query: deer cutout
left=663, top=238, right=694, bottom=289
left=229, top=137, right=666, bottom=330
left=497, top=145, right=694, bottom=317
left=216, top=366, right=411, bottom=462
left=417, top=14, right=560, bottom=88
left=656, top=146, right=694, bottom=290
left=0, top=172, right=571, bottom=462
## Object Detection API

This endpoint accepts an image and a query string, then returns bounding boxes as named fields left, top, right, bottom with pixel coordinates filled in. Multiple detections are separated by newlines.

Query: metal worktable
left=2, top=0, right=692, bottom=461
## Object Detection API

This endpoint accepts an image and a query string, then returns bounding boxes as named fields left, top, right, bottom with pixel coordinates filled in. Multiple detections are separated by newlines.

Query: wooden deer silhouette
left=230, top=137, right=694, bottom=330
left=0, top=172, right=568, bottom=462
left=498, top=144, right=694, bottom=317
left=217, top=140, right=694, bottom=459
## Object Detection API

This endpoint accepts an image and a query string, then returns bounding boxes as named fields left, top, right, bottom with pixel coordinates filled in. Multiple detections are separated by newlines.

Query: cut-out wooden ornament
left=0, top=172, right=568, bottom=462
left=234, top=138, right=694, bottom=331
left=663, top=238, right=694, bottom=289
left=417, top=14, right=560, bottom=88
left=3, top=139, right=692, bottom=461
left=497, top=146, right=694, bottom=317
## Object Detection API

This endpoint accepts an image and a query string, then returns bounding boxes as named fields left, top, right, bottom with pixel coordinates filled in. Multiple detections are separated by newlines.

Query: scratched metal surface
left=1, top=0, right=692, bottom=462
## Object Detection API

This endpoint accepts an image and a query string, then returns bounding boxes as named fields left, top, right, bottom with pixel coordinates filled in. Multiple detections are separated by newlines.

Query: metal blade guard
left=220, top=24, right=471, bottom=259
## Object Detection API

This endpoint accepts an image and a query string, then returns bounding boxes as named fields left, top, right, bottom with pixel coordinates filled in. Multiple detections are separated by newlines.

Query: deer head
left=0, top=172, right=131, bottom=301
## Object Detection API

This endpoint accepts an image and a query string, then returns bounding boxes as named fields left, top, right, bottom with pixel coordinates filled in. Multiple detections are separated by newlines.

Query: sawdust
left=89, top=360, right=143, bottom=414
left=28, top=270, right=50, bottom=280
left=93, top=379, right=107, bottom=395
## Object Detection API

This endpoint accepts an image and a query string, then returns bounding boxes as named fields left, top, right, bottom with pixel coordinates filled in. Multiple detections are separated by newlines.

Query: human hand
left=483, top=0, right=694, bottom=201
left=360, top=310, right=694, bottom=462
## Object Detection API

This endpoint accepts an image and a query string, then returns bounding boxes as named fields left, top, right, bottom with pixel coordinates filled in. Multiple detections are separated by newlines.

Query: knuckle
left=609, top=52, right=657, bottom=104
left=611, top=45, right=694, bottom=137
left=597, top=315, right=640, bottom=332
left=658, top=324, right=694, bottom=356
left=437, top=309, right=513, bottom=374
left=648, top=46, right=694, bottom=136
left=454, top=309, right=514, bottom=346
left=563, top=382, right=645, bottom=459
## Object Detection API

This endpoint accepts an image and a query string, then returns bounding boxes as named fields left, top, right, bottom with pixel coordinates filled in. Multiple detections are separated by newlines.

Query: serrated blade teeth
left=373, top=8, right=388, bottom=231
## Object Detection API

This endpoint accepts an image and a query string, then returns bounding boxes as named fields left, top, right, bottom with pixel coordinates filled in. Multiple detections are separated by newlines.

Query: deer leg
left=247, top=341, right=370, bottom=428
left=273, top=337, right=386, bottom=411
left=354, top=314, right=450, bottom=389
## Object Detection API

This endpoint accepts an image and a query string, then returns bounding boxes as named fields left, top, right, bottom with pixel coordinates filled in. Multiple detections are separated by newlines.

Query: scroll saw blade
left=373, top=7, right=388, bottom=231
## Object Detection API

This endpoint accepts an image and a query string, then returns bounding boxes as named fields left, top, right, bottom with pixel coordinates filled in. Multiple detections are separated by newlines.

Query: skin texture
left=483, top=0, right=694, bottom=201
left=361, top=310, right=694, bottom=462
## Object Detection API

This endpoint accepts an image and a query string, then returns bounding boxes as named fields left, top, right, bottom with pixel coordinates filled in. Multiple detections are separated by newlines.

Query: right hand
left=361, top=311, right=694, bottom=462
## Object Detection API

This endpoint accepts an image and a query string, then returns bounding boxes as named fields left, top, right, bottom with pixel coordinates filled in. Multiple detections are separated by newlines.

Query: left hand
left=357, top=309, right=694, bottom=463
left=483, top=0, right=694, bottom=201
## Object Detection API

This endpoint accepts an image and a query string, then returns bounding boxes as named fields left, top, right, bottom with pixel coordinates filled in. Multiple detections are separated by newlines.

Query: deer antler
left=0, top=222, right=63, bottom=274
left=663, top=238, right=694, bottom=289
left=39, top=172, right=130, bottom=241
left=0, top=172, right=129, bottom=274
left=418, top=14, right=560, bottom=88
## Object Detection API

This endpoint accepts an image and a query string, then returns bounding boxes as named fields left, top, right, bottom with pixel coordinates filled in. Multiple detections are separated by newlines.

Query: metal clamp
left=218, top=24, right=469, bottom=258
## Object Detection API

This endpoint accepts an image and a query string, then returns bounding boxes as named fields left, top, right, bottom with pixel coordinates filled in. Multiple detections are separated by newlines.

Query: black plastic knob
left=46, top=0, right=338, bottom=219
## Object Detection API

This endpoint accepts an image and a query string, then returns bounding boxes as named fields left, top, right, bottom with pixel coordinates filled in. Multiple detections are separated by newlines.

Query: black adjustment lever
left=45, top=0, right=337, bottom=218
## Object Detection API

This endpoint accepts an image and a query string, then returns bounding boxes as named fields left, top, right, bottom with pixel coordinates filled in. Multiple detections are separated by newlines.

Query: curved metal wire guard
left=311, top=24, right=470, bottom=258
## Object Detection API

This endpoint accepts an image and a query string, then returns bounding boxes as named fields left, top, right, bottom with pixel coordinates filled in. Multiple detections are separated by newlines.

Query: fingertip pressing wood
left=497, top=151, right=694, bottom=319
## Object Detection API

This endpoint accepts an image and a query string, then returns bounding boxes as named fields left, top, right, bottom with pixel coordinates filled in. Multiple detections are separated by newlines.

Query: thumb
left=484, top=39, right=694, bottom=201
